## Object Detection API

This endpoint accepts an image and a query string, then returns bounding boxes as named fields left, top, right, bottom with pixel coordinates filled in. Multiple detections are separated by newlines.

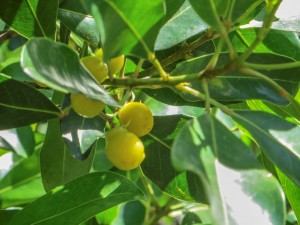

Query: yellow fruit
left=95, top=48, right=103, bottom=58
left=105, top=126, right=145, bottom=171
left=108, top=55, right=125, bottom=75
left=80, top=56, right=108, bottom=83
left=70, top=93, right=105, bottom=118
left=118, top=102, right=154, bottom=137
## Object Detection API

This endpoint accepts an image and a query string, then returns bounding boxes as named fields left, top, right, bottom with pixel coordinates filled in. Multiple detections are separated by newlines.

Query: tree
left=0, top=0, right=299, bottom=224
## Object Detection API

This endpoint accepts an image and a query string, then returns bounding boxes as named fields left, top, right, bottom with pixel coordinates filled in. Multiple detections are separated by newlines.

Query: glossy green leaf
left=232, top=110, right=300, bottom=187
left=1, top=62, right=33, bottom=82
left=231, top=28, right=300, bottom=60
left=276, top=168, right=300, bottom=222
left=172, top=53, right=299, bottom=104
left=41, top=118, right=95, bottom=192
left=231, top=0, right=265, bottom=24
left=21, top=38, right=119, bottom=107
left=112, top=201, right=146, bottom=225
left=182, top=212, right=202, bottom=225
left=172, top=114, right=285, bottom=225
left=0, top=0, right=58, bottom=39
left=0, top=126, right=35, bottom=158
left=155, top=1, right=208, bottom=50
left=141, top=115, right=207, bottom=202
left=0, top=79, right=60, bottom=130
left=58, top=10, right=100, bottom=47
left=9, top=172, right=144, bottom=225
left=189, top=0, right=227, bottom=31
left=81, top=0, right=165, bottom=59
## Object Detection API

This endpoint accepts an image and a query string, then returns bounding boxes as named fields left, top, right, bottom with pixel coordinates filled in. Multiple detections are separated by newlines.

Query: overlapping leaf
left=0, top=0, right=58, bottom=38
left=141, top=115, right=207, bottom=202
left=172, top=114, right=285, bottom=225
left=232, top=110, right=300, bottom=187
left=41, top=118, right=95, bottom=192
left=9, top=172, right=143, bottom=225
left=172, top=53, right=300, bottom=105
left=21, top=38, right=119, bottom=107
left=0, top=79, right=60, bottom=130
left=81, top=0, right=165, bottom=59
left=155, top=1, right=208, bottom=50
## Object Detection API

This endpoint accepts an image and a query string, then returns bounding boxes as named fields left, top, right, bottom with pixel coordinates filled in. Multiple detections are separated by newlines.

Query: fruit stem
left=148, top=53, right=169, bottom=80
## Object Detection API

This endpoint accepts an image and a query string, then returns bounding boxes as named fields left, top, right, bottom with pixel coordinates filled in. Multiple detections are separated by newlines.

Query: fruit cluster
left=105, top=102, right=154, bottom=171
left=70, top=50, right=153, bottom=171
left=70, top=49, right=124, bottom=118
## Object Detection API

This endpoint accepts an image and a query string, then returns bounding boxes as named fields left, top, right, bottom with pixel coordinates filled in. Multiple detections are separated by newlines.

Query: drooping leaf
left=0, top=126, right=35, bottom=158
left=0, top=210, right=19, bottom=225
left=171, top=53, right=300, bottom=105
left=9, top=172, right=144, bottom=225
left=0, top=79, right=60, bottom=130
left=232, top=110, right=300, bottom=187
left=81, top=0, right=165, bottom=59
left=21, top=38, right=119, bottom=107
left=172, top=114, right=285, bottom=225
left=40, top=118, right=95, bottom=192
left=155, top=1, right=208, bottom=51
left=0, top=0, right=58, bottom=39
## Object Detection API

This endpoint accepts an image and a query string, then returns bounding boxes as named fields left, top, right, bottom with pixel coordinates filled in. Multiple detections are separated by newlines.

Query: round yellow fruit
left=70, top=93, right=105, bottom=118
left=105, top=126, right=145, bottom=171
left=118, top=102, right=154, bottom=137
left=80, top=56, right=108, bottom=83
left=95, top=48, right=103, bottom=58
left=108, top=55, right=125, bottom=75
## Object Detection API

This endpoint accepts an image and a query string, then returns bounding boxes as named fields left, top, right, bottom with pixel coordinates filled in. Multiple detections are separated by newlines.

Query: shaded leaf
left=60, top=95, right=106, bottom=160
left=172, top=114, right=285, bottom=225
left=232, top=110, right=300, bottom=187
left=0, top=210, right=19, bottom=225
left=0, top=0, right=58, bottom=38
left=21, top=38, right=119, bottom=107
left=9, top=172, right=144, bottom=225
left=41, top=118, right=95, bottom=192
left=142, top=115, right=207, bottom=202
left=0, top=79, right=60, bottom=130
left=81, top=0, right=165, bottom=59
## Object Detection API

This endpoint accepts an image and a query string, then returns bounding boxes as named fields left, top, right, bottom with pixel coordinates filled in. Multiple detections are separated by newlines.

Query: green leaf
left=0, top=151, right=45, bottom=208
left=232, top=110, right=300, bottom=187
left=164, top=0, right=185, bottom=22
left=172, top=53, right=299, bottom=104
left=0, top=126, right=35, bottom=158
left=9, top=172, right=144, bottom=225
left=182, top=212, right=202, bottom=225
left=58, top=10, right=100, bottom=47
left=1, top=62, right=33, bottom=82
left=21, top=38, right=119, bottom=107
left=155, top=1, right=208, bottom=50
left=231, top=29, right=300, bottom=60
left=172, top=114, right=285, bottom=225
left=81, top=0, right=165, bottom=59
left=189, top=0, right=227, bottom=32
left=41, top=118, right=95, bottom=192
left=276, top=168, right=300, bottom=222
left=141, top=115, right=207, bottom=202
left=113, top=201, right=146, bottom=225
left=0, top=210, right=19, bottom=225
left=0, top=0, right=58, bottom=39
left=0, top=79, right=60, bottom=130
